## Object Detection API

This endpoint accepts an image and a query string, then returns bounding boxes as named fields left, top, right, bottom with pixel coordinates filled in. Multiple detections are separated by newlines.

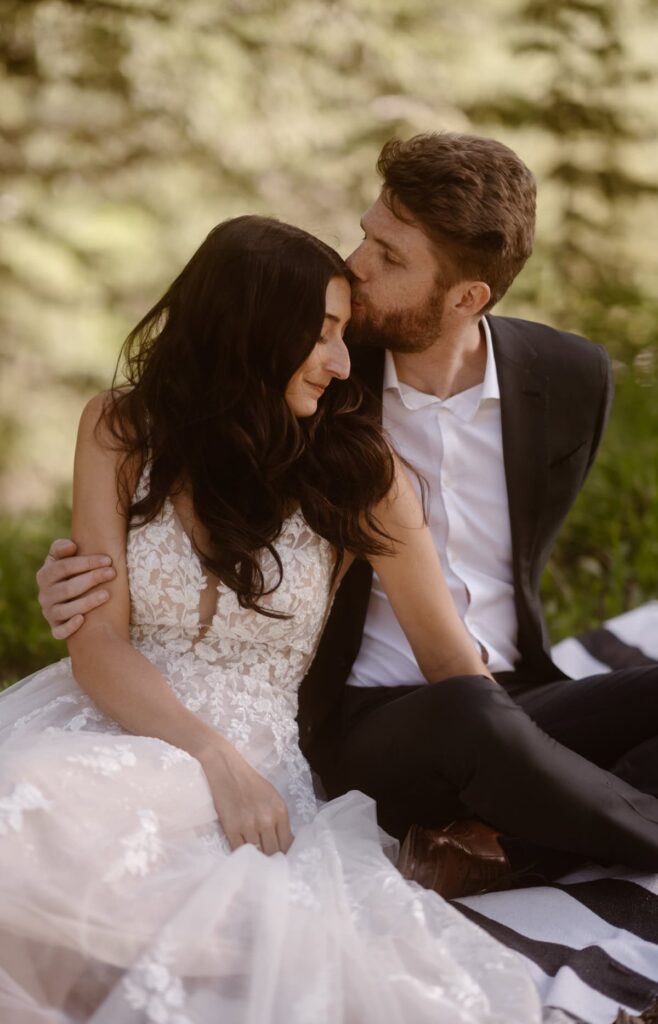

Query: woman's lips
left=307, top=381, right=326, bottom=395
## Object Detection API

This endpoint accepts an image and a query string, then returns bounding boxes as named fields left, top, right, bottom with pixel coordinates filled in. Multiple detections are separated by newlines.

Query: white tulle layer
left=0, top=661, right=541, bottom=1024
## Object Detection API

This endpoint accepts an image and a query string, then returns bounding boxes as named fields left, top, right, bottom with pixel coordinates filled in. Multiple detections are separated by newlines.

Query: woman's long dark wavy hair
left=104, top=215, right=401, bottom=617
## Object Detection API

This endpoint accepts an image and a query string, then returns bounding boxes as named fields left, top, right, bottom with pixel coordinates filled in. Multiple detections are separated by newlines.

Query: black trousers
left=336, top=665, right=658, bottom=871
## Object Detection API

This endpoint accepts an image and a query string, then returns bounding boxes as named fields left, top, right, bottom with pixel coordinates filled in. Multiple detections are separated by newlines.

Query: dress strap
left=132, top=460, right=151, bottom=504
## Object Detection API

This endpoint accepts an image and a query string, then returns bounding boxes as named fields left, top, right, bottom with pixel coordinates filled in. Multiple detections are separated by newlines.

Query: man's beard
left=347, top=282, right=447, bottom=353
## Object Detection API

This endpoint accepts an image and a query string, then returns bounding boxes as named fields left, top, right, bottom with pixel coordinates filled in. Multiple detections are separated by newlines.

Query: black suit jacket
left=297, top=315, right=614, bottom=777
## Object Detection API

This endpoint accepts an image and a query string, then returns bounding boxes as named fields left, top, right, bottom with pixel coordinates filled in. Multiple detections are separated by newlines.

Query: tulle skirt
left=0, top=659, right=541, bottom=1023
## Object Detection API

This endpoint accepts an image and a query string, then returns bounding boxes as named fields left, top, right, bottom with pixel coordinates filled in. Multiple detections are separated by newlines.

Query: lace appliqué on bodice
left=126, top=477, right=335, bottom=823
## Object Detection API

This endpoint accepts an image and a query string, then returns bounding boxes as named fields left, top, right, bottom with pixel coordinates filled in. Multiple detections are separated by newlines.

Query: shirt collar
left=383, top=316, right=500, bottom=421
left=479, top=316, right=501, bottom=402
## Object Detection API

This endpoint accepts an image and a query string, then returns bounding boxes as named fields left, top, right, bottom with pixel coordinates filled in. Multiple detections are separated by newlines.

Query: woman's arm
left=66, top=394, right=293, bottom=853
left=366, top=457, right=493, bottom=683
left=67, top=393, right=219, bottom=754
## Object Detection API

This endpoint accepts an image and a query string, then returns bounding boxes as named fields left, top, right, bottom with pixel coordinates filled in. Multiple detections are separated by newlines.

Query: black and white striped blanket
left=456, top=602, right=658, bottom=1024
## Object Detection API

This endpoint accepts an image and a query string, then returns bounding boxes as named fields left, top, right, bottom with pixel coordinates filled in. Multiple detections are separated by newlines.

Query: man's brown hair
left=377, top=132, right=536, bottom=311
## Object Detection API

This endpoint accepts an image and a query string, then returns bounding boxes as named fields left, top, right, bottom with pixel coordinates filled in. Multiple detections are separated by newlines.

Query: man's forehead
left=361, top=195, right=430, bottom=252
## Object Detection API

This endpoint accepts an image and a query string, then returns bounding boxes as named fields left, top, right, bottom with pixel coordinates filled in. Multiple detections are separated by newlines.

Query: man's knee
left=423, top=674, right=503, bottom=720
left=420, top=674, right=523, bottom=748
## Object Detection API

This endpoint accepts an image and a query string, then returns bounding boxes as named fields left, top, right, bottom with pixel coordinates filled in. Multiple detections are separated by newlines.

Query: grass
left=541, top=372, right=658, bottom=641
left=0, top=497, right=71, bottom=689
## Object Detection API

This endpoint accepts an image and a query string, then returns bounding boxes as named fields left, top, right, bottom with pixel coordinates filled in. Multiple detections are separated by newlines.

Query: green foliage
left=468, top=0, right=658, bottom=361
left=0, top=497, right=71, bottom=688
left=542, top=371, right=658, bottom=640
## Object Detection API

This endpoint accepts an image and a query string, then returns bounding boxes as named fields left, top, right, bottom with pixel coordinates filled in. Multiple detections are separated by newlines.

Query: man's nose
left=325, top=338, right=351, bottom=381
left=345, top=243, right=366, bottom=282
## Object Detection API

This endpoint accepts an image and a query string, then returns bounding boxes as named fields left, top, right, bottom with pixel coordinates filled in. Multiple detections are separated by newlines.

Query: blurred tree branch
left=464, top=0, right=658, bottom=356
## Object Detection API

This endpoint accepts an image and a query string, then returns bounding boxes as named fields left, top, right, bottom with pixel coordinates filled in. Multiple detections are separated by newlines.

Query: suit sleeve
left=583, top=342, right=614, bottom=480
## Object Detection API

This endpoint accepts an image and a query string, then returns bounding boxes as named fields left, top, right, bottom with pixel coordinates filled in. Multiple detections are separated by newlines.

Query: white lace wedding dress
left=0, top=484, right=541, bottom=1023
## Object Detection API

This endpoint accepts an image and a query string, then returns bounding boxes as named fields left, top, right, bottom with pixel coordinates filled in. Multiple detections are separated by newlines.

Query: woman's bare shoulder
left=75, top=389, right=140, bottom=500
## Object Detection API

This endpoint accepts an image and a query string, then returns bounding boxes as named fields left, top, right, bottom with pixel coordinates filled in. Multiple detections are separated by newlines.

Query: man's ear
left=453, top=281, right=491, bottom=318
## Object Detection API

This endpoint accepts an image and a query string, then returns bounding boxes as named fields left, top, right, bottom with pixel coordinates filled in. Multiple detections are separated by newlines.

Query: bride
left=0, top=215, right=540, bottom=1022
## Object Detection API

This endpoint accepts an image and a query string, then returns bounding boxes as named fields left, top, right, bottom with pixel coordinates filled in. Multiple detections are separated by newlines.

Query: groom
left=37, top=132, right=658, bottom=890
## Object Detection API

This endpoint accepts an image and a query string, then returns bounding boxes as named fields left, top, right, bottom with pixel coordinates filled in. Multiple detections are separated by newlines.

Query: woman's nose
left=325, top=338, right=351, bottom=380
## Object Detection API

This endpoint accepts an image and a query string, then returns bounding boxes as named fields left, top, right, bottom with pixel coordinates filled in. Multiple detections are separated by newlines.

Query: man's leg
left=337, top=674, right=658, bottom=870
left=337, top=683, right=466, bottom=838
left=510, top=665, right=658, bottom=794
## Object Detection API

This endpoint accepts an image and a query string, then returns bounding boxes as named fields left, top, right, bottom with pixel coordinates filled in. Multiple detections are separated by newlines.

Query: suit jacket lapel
left=489, top=316, right=549, bottom=585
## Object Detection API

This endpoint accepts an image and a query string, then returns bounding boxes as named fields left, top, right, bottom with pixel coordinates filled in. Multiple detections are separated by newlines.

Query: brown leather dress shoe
left=397, top=819, right=511, bottom=900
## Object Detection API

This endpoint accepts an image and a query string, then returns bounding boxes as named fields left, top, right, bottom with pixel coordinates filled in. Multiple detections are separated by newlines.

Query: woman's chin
left=290, top=397, right=319, bottom=419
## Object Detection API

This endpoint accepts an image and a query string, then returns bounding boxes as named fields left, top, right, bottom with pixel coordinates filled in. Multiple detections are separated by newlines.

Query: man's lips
left=306, top=381, right=327, bottom=395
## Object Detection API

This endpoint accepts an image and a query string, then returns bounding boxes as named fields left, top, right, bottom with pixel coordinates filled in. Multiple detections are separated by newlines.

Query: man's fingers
left=41, top=557, right=115, bottom=589
left=50, top=589, right=110, bottom=626
left=48, top=538, right=78, bottom=559
left=52, top=615, right=85, bottom=641
left=47, top=568, right=115, bottom=606
left=51, top=555, right=114, bottom=581
left=38, top=555, right=102, bottom=589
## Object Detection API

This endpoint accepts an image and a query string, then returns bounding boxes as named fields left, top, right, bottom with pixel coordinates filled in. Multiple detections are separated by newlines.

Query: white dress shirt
left=347, top=317, right=519, bottom=687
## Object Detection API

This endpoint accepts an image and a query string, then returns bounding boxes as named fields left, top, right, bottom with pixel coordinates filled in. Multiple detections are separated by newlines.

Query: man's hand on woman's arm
left=36, top=538, right=116, bottom=640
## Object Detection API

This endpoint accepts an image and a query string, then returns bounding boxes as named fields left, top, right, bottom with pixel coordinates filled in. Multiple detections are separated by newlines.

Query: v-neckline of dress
left=164, top=496, right=308, bottom=639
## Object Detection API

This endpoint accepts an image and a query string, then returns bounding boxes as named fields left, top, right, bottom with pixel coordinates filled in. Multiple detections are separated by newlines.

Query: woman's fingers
left=276, top=816, right=294, bottom=854
left=203, top=752, right=292, bottom=856
left=222, top=814, right=290, bottom=855
left=258, top=825, right=281, bottom=856
left=238, top=824, right=261, bottom=851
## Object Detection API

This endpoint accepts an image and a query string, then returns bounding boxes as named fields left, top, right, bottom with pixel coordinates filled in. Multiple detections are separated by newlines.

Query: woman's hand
left=198, top=739, right=294, bottom=855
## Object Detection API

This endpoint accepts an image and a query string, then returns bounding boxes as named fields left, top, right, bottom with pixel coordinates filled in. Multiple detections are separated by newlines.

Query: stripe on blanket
left=457, top=898, right=658, bottom=1013
left=552, top=602, right=658, bottom=679
left=555, top=879, right=658, bottom=942
left=455, top=603, right=658, bottom=1024
left=578, top=629, right=657, bottom=670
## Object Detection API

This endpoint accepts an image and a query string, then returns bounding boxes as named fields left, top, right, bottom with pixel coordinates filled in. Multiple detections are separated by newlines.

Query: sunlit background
left=1, top=0, right=657, bottom=683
